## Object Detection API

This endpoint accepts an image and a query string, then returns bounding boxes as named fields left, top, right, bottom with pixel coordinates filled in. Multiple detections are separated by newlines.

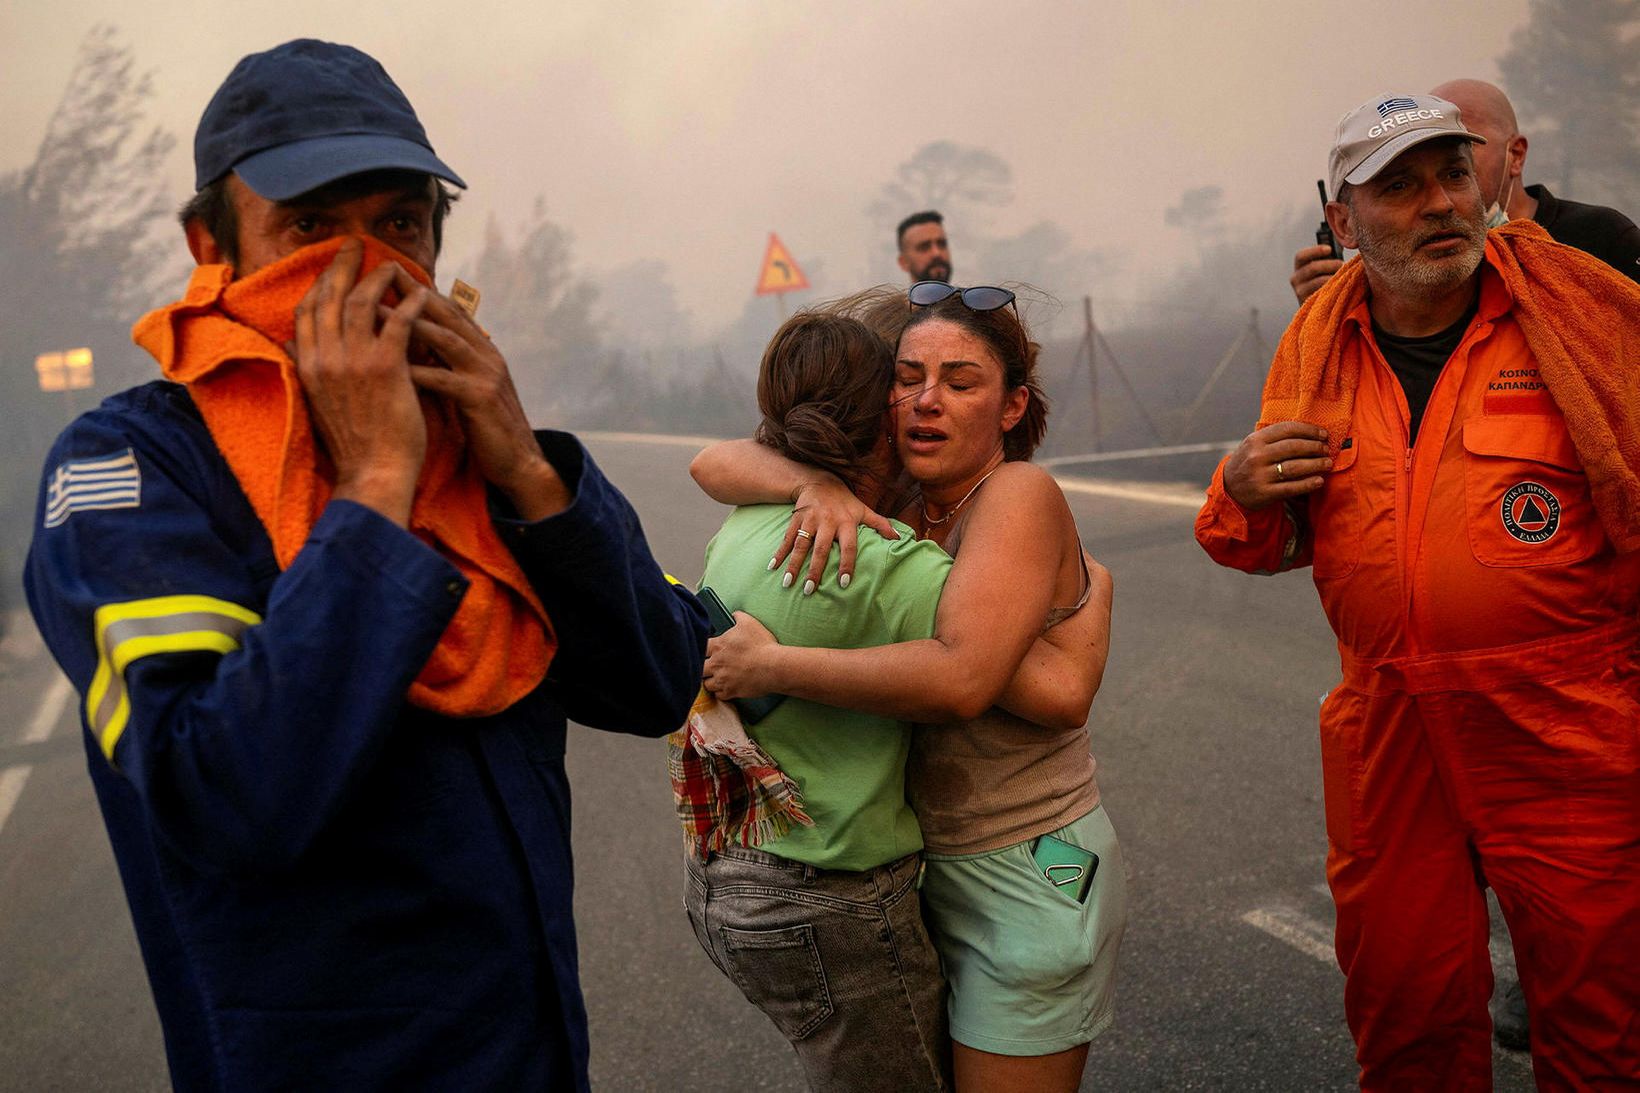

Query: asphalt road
left=0, top=434, right=1535, bottom=1091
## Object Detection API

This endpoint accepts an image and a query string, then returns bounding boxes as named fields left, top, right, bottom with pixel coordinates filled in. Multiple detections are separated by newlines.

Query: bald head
left=1429, top=79, right=1520, bottom=138
left=1429, top=78, right=1530, bottom=217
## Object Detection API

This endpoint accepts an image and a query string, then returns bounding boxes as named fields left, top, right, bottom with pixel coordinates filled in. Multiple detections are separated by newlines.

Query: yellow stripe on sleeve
left=87, top=595, right=262, bottom=762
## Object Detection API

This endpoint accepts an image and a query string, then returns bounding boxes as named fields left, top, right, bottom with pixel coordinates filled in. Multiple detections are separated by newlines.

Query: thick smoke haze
left=5, top=0, right=1633, bottom=509
left=4, top=0, right=1526, bottom=333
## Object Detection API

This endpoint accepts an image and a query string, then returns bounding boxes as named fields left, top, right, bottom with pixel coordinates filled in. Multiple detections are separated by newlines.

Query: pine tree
left=0, top=26, right=176, bottom=565
left=465, top=200, right=606, bottom=422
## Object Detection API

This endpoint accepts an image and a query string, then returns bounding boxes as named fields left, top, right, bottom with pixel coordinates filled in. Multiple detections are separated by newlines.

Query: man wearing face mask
left=1200, top=93, right=1640, bottom=1088
left=1291, top=79, right=1640, bottom=301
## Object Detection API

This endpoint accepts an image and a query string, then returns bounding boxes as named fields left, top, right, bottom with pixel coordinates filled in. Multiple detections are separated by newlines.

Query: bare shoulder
left=976, top=461, right=1071, bottom=516
left=963, top=461, right=1074, bottom=543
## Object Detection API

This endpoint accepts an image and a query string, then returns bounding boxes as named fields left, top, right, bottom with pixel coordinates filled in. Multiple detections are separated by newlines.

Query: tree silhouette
left=1163, top=186, right=1227, bottom=252
left=466, top=200, right=606, bottom=421
left=0, top=25, right=176, bottom=570
left=868, top=141, right=1015, bottom=242
left=599, top=259, right=693, bottom=355
left=1499, top=0, right=1640, bottom=206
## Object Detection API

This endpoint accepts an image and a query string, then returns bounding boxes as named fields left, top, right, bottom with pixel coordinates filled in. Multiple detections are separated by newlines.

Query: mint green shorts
left=921, top=806, right=1127, bottom=1056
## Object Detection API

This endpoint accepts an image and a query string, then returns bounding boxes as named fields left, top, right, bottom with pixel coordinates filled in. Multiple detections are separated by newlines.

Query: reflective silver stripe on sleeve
left=87, top=599, right=261, bottom=762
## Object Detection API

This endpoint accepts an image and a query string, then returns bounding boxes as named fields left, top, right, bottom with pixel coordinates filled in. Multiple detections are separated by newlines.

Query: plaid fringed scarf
left=667, top=688, right=812, bottom=860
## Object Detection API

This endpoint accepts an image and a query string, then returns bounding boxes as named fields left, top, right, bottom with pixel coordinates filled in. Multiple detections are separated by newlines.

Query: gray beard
left=1356, top=205, right=1488, bottom=296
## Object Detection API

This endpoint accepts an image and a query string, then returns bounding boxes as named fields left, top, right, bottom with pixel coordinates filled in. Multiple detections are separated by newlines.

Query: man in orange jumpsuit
left=1196, top=93, right=1640, bottom=1090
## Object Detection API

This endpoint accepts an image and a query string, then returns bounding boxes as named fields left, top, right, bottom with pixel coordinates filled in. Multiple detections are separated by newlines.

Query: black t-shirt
left=1528, top=183, right=1640, bottom=284
left=1372, top=299, right=1478, bottom=441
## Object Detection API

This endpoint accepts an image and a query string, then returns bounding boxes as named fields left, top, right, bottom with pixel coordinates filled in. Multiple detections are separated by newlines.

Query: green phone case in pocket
left=1031, top=832, right=1099, bottom=903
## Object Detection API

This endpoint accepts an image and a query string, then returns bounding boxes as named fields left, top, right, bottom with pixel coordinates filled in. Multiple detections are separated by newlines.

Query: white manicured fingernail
left=802, top=579, right=816, bottom=596
left=767, top=557, right=779, bottom=571
left=781, top=572, right=794, bottom=589
left=839, top=573, right=851, bottom=589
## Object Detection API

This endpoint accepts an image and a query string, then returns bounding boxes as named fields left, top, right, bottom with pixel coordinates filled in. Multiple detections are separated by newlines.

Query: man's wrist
left=496, top=456, right=572, bottom=522
left=333, top=463, right=419, bottom=526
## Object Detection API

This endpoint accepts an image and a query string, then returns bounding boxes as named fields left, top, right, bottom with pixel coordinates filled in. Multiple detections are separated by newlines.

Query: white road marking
left=579, top=430, right=725, bottom=449
left=0, top=674, right=74, bottom=838
left=1242, top=906, right=1337, bottom=965
left=579, top=432, right=1211, bottom=511
left=1039, top=441, right=1238, bottom=467
left=1055, top=475, right=1206, bottom=510
left=0, top=768, right=33, bottom=838
left=0, top=608, right=44, bottom=660
left=25, top=673, right=72, bottom=745
left=1246, top=901, right=1530, bottom=1070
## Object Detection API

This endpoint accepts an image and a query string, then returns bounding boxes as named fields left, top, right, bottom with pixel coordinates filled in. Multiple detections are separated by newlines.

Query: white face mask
left=1484, top=163, right=1516, bottom=229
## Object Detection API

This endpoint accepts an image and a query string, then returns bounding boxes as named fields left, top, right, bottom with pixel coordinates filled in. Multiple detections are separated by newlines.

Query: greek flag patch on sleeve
left=45, top=449, right=143, bottom=528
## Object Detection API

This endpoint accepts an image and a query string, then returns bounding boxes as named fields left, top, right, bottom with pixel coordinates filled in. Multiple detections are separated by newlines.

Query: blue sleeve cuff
left=491, top=431, right=608, bottom=559
left=309, top=499, right=468, bottom=610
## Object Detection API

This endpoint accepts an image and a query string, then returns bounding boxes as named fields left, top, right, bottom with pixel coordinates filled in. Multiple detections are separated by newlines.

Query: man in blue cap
left=24, top=39, right=709, bottom=1091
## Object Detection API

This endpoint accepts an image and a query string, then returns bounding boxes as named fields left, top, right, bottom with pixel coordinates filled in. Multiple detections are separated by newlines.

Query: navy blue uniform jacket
left=24, top=381, right=709, bottom=1091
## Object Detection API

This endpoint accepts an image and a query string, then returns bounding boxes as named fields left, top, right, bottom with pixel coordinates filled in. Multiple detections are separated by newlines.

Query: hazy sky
left=2, top=0, right=1526, bottom=331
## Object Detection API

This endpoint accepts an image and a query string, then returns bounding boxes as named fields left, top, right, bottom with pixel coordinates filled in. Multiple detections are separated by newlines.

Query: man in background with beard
left=896, top=210, right=953, bottom=283
left=1196, top=94, right=1640, bottom=1088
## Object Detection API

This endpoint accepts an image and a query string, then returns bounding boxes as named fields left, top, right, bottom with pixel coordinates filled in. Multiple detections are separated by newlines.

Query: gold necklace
left=921, top=464, right=1002, bottom=527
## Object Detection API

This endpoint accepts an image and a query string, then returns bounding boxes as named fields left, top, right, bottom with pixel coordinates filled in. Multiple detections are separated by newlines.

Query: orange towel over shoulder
left=132, top=236, right=554, bottom=716
left=1260, top=218, right=1640, bottom=552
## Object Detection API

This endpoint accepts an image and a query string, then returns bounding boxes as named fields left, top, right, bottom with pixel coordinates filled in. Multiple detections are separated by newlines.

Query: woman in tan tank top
left=700, top=285, right=1125, bottom=1093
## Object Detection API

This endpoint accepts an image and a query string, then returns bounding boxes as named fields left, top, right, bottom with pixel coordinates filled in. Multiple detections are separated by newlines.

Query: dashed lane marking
left=1242, top=906, right=1336, bottom=964
left=1244, top=901, right=1530, bottom=1071
left=0, top=768, right=32, bottom=840
left=0, top=674, right=73, bottom=838
left=25, top=673, right=72, bottom=747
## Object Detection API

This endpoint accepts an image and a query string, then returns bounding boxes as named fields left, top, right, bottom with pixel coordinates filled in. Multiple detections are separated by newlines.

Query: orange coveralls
left=1196, top=263, right=1640, bottom=1090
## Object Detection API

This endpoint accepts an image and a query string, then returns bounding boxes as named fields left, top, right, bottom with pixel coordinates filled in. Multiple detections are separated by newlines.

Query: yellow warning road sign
left=754, top=233, right=810, bottom=295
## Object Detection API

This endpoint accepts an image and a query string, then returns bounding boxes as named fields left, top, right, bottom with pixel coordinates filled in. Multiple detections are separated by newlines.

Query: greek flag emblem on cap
left=45, top=449, right=142, bottom=528
left=1377, top=97, right=1420, bottom=117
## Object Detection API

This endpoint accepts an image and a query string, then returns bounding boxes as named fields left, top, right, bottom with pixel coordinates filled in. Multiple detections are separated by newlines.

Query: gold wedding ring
left=1275, top=461, right=1286, bottom=481
left=795, top=529, right=813, bottom=540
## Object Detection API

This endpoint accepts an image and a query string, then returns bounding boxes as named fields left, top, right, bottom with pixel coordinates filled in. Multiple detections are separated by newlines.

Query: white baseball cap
left=1328, top=93, right=1486, bottom=198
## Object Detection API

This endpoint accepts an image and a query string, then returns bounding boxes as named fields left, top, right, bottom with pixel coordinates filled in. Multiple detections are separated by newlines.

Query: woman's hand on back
left=774, top=479, right=899, bottom=595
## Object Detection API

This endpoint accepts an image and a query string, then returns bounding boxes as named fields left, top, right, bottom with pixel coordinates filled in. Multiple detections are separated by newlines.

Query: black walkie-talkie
left=1315, top=179, right=1343, bottom=260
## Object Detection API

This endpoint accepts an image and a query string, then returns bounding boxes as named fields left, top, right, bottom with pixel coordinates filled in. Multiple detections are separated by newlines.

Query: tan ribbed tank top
left=906, top=502, right=1102, bottom=855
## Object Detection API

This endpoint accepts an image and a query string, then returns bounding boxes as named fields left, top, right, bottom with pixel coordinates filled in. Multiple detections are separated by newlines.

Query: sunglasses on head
left=908, top=281, right=1017, bottom=314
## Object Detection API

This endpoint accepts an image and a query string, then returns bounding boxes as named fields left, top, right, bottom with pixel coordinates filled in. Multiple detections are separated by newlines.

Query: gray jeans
left=684, top=846, right=951, bottom=1092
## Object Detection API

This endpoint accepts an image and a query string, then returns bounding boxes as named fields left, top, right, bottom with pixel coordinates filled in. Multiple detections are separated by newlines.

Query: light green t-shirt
left=701, top=504, right=952, bottom=871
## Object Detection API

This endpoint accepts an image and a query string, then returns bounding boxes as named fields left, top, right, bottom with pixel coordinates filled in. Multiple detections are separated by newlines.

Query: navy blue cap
left=194, top=39, right=465, bottom=200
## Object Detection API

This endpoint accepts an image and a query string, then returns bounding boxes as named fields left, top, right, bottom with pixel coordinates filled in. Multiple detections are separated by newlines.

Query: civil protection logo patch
left=1500, top=481, right=1559, bottom=544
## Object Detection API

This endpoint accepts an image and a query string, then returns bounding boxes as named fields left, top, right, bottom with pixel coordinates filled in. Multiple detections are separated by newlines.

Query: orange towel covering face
left=133, top=236, right=554, bottom=717
left=1260, top=218, right=1640, bottom=553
